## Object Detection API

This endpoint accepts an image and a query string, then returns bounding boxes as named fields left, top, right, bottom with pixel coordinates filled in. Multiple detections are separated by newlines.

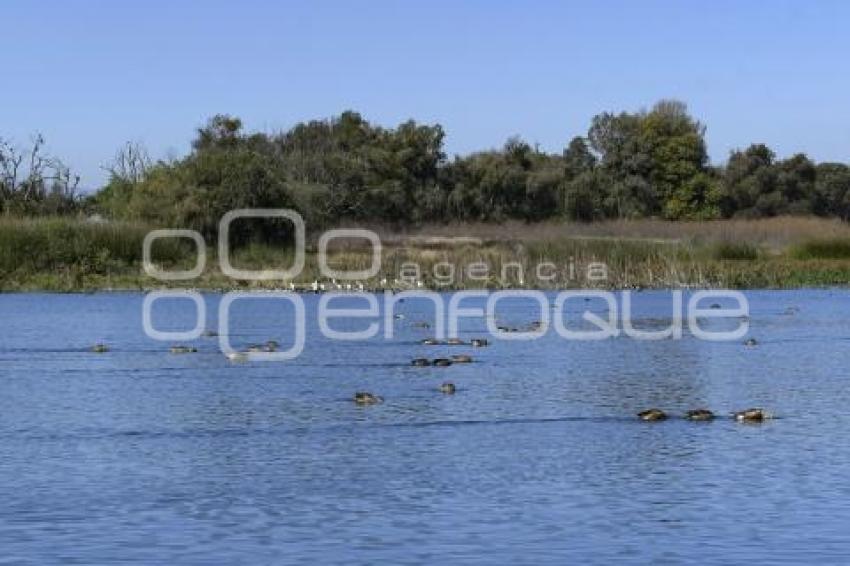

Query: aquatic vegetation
left=791, top=238, right=850, bottom=260
left=709, top=242, right=760, bottom=261
left=3, top=217, right=850, bottom=291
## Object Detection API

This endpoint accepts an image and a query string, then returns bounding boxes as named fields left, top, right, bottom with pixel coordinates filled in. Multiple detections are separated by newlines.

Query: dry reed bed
left=2, top=216, right=850, bottom=291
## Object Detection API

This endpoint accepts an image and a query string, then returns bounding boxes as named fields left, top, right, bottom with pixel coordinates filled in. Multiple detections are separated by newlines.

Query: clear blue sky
left=2, top=0, right=849, bottom=190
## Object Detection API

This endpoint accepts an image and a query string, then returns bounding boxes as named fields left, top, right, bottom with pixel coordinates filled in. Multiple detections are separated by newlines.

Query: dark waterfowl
left=354, top=392, right=383, bottom=405
left=439, top=382, right=456, bottom=394
left=265, top=340, right=279, bottom=352
left=432, top=358, right=453, bottom=367
left=421, top=338, right=442, bottom=346
left=169, top=345, right=197, bottom=354
left=709, top=303, right=722, bottom=309
left=744, top=338, right=758, bottom=347
left=685, top=409, right=715, bottom=421
left=411, top=358, right=431, bottom=367
left=497, top=325, right=519, bottom=333
left=451, top=354, right=473, bottom=363
left=638, top=409, right=667, bottom=421
left=734, top=408, right=770, bottom=422
left=446, top=337, right=466, bottom=346
left=91, top=343, right=109, bottom=353
left=201, top=329, right=218, bottom=337
left=470, top=338, right=489, bottom=347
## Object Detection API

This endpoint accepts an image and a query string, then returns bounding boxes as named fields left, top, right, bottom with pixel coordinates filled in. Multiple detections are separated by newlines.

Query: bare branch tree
left=103, top=141, right=151, bottom=184
left=0, top=133, right=80, bottom=213
left=0, top=137, right=24, bottom=198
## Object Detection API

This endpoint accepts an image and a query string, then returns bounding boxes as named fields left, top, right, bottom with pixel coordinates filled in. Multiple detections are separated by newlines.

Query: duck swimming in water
left=421, top=338, right=442, bottom=346
left=91, top=343, right=109, bottom=353
left=446, top=337, right=466, bottom=346
left=169, top=345, right=197, bottom=354
left=354, top=392, right=383, bottom=405
left=439, top=382, right=456, bottom=394
left=638, top=409, right=667, bottom=421
left=226, top=352, right=249, bottom=362
left=470, top=338, right=489, bottom=347
left=734, top=408, right=771, bottom=422
left=432, top=358, right=453, bottom=367
left=411, top=358, right=431, bottom=367
left=744, top=338, right=758, bottom=347
left=685, top=409, right=715, bottom=421
left=451, top=354, right=473, bottom=363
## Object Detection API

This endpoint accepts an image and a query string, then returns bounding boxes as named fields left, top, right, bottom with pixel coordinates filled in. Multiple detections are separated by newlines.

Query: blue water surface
left=1, top=290, right=849, bottom=564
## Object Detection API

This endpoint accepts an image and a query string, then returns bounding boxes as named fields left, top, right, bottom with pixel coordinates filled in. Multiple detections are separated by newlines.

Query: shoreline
left=3, top=279, right=850, bottom=294
left=3, top=217, right=850, bottom=293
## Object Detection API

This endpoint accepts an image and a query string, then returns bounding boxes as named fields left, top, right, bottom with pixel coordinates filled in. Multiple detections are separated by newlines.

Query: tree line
left=4, top=100, right=850, bottom=238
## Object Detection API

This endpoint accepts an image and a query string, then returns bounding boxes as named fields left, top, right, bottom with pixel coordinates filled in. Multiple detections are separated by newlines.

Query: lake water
left=1, top=290, right=849, bottom=564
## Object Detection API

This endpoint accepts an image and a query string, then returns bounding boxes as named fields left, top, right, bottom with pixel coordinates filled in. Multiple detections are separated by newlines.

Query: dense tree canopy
left=5, top=100, right=850, bottom=241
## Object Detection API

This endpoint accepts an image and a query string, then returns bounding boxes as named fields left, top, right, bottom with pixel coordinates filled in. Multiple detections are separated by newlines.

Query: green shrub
left=709, top=241, right=759, bottom=261
left=0, top=217, right=189, bottom=275
left=791, top=238, right=850, bottom=260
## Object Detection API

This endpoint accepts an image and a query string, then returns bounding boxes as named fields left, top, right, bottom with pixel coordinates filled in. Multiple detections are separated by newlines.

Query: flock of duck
left=354, top=335, right=493, bottom=403
left=88, top=318, right=774, bottom=422
left=638, top=407, right=772, bottom=422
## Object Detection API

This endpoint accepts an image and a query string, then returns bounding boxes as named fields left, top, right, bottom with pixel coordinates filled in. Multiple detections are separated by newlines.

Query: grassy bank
left=2, top=216, right=850, bottom=291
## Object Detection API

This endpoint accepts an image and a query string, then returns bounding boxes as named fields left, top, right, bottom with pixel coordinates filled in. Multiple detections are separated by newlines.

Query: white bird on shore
left=311, top=280, right=318, bottom=292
